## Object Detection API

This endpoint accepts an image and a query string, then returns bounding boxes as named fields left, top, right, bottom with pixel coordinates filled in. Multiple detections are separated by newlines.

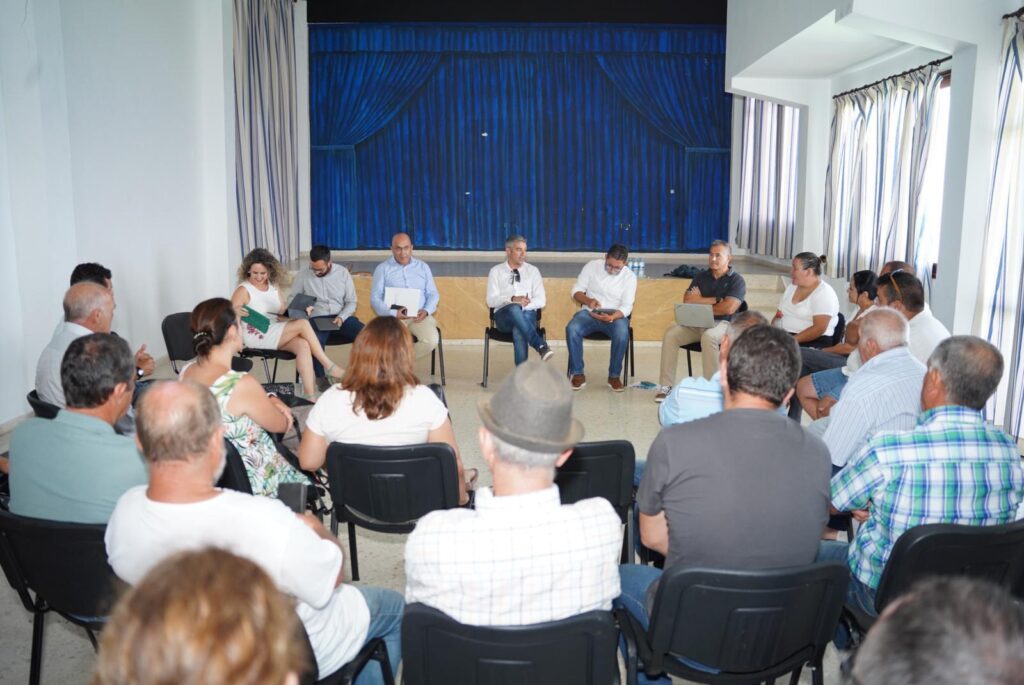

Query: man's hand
left=394, top=307, right=409, bottom=320
left=683, top=286, right=702, bottom=303
left=332, top=316, right=344, bottom=327
left=305, top=305, right=314, bottom=317
left=414, top=309, right=428, bottom=323
left=511, top=295, right=530, bottom=306
left=818, top=396, right=838, bottom=417
left=851, top=507, right=870, bottom=523
left=135, top=344, right=155, bottom=376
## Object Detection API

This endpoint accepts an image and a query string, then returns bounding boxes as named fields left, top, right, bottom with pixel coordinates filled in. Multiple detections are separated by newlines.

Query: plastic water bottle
left=638, top=258, right=646, bottom=278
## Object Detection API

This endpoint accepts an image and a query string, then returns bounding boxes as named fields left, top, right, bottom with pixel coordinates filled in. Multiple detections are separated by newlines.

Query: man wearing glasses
left=565, top=244, right=637, bottom=392
left=292, top=244, right=364, bottom=387
left=485, top=234, right=553, bottom=365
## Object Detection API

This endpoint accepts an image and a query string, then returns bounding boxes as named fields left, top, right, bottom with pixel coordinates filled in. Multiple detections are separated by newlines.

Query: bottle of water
left=638, top=258, right=646, bottom=278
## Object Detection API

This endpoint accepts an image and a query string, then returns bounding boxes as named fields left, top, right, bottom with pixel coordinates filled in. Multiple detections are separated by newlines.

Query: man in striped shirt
left=819, top=336, right=1024, bottom=619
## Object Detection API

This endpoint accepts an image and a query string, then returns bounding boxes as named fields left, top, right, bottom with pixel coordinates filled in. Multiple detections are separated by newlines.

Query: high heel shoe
left=326, top=363, right=344, bottom=382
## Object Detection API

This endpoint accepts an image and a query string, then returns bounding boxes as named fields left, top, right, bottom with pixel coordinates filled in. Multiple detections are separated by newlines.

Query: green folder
left=242, top=307, right=271, bottom=334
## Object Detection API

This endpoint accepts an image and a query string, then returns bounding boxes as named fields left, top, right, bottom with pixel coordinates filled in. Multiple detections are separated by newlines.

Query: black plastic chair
left=298, top=626, right=394, bottom=685
left=324, top=442, right=461, bottom=581
left=402, top=603, right=620, bottom=685
left=555, top=440, right=636, bottom=564
left=481, top=307, right=546, bottom=387
left=831, top=311, right=847, bottom=346
left=216, top=439, right=255, bottom=494
left=681, top=301, right=748, bottom=376
left=26, top=391, right=60, bottom=419
left=619, top=562, right=849, bottom=685
left=0, top=510, right=119, bottom=685
left=567, top=314, right=635, bottom=382
left=161, top=311, right=252, bottom=374
left=412, top=326, right=446, bottom=386
left=844, top=519, right=1024, bottom=641
left=240, top=347, right=296, bottom=382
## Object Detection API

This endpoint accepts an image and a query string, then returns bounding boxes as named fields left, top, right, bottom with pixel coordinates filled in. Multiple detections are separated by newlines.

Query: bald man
left=370, top=232, right=441, bottom=359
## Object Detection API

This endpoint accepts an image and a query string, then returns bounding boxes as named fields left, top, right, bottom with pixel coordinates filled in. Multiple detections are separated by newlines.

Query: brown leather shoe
left=570, top=374, right=586, bottom=390
left=608, top=377, right=625, bottom=392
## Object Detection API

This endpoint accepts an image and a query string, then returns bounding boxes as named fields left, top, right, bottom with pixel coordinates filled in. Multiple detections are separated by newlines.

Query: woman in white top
left=773, top=252, right=840, bottom=348
left=231, top=248, right=341, bottom=396
left=299, top=316, right=475, bottom=505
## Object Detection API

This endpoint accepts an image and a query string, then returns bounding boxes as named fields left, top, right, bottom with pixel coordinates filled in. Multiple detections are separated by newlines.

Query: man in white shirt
left=876, top=271, right=950, bottom=364
left=565, top=244, right=638, bottom=392
left=485, top=234, right=553, bottom=365
left=292, top=244, right=364, bottom=386
left=105, top=381, right=403, bottom=683
left=405, top=360, right=621, bottom=625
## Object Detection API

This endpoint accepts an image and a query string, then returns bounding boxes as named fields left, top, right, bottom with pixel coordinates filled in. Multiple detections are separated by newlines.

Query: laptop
left=674, top=303, right=717, bottom=328
left=284, top=293, right=317, bottom=319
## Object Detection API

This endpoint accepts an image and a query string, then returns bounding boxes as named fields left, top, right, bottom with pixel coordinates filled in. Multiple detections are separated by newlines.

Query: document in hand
left=385, top=287, right=421, bottom=314
left=285, top=293, right=317, bottom=319
left=241, top=307, right=271, bottom=334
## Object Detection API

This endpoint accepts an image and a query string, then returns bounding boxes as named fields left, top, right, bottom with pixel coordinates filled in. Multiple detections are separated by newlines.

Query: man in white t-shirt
left=405, top=360, right=622, bottom=625
left=105, top=381, right=403, bottom=683
left=485, top=234, right=553, bottom=365
left=876, top=272, right=950, bottom=364
left=565, top=244, right=638, bottom=392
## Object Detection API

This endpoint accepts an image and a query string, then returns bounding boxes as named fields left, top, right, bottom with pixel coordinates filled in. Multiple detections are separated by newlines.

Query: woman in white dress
left=230, top=248, right=341, bottom=396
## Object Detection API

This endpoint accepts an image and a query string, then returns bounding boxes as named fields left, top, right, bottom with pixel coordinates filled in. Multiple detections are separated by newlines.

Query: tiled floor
left=0, top=342, right=843, bottom=684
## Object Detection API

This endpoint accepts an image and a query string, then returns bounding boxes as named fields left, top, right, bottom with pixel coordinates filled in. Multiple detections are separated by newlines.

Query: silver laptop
left=674, top=303, right=717, bottom=328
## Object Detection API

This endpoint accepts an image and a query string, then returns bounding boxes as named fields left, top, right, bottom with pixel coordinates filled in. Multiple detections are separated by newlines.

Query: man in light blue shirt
left=371, top=232, right=441, bottom=359
left=659, top=310, right=768, bottom=426
left=823, top=308, right=926, bottom=469
left=11, top=333, right=147, bottom=523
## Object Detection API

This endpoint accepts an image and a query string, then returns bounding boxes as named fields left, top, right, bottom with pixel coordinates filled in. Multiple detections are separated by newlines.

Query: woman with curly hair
left=231, top=248, right=341, bottom=395
left=299, top=316, right=475, bottom=505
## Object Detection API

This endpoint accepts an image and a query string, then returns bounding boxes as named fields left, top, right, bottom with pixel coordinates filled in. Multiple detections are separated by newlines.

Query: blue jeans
left=492, top=305, right=546, bottom=365
left=815, top=540, right=877, bottom=648
left=354, top=587, right=404, bottom=685
left=566, top=310, right=629, bottom=378
left=616, top=564, right=670, bottom=685
left=311, top=315, right=364, bottom=377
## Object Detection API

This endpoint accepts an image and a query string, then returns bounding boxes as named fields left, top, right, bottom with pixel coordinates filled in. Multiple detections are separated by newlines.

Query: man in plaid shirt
left=819, top=336, right=1024, bottom=618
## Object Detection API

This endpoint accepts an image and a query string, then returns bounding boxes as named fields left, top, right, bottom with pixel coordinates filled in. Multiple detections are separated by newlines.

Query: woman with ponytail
left=180, top=298, right=307, bottom=497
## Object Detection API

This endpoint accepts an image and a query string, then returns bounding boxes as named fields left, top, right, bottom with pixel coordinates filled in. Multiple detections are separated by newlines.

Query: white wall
left=0, top=0, right=236, bottom=427
left=726, top=0, right=1017, bottom=334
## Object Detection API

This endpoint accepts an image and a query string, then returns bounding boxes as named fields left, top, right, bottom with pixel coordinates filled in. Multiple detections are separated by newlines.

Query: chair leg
left=376, top=641, right=396, bottom=685
left=629, top=328, right=635, bottom=378
left=85, top=627, right=99, bottom=651
left=437, top=329, right=446, bottom=386
left=347, top=521, right=359, bottom=582
left=481, top=331, right=490, bottom=388
left=622, top=504, right=635, bottom=564
left=261, top=357, right=272, bottom=382
left=685, top=349, right=692, bottom=377
left=30, top=610, right=44, bottom=685
left=271, top=357, right=280, bottom=383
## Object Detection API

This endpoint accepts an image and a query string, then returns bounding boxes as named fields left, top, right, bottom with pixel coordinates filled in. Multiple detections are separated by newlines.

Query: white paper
left=384, top=286, right=421, bottom=313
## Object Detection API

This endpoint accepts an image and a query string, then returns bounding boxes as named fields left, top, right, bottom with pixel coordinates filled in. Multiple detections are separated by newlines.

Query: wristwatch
left=136, top=367, right=145, bottom=380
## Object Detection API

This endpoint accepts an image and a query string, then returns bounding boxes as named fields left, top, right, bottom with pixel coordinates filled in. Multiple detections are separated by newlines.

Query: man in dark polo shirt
left=656, top=240, right=746, bottom=400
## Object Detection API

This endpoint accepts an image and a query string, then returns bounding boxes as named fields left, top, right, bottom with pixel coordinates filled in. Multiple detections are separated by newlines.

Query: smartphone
left=277, top=482, right=308, bottom=513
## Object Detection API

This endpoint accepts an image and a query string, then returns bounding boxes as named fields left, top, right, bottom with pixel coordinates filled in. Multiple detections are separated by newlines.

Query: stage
left=291, top=253, right=788, bottom=342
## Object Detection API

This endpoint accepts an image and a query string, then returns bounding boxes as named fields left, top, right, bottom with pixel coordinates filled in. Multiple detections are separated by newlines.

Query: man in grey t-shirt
left=618, top=325, right=830, bottom=684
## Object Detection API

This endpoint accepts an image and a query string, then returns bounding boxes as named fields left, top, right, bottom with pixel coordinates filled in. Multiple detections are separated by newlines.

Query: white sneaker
left=654, top=386, right=671, bottom=403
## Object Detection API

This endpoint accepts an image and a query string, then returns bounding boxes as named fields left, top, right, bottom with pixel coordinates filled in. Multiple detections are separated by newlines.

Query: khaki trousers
left=402, top=315, right=440, bottom=359
left=658, top=321, right=728, bottom=385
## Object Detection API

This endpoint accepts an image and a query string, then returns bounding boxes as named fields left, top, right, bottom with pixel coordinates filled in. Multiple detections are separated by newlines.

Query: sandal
left=325, top=363, right=344, bottom=382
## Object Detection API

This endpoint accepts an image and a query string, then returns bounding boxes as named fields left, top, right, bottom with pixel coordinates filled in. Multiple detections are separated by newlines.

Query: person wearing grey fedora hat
left=404, top=360, right=622, bottom=627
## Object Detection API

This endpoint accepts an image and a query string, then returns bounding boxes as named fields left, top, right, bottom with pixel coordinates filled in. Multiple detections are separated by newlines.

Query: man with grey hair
left=105, top=380, right=404, bottom=681
left=659, top=309, right=767, bottom=426
left=820, top=336, right=1024, bottom=623
left=656, top=240, right=746, bottom=399
left=822, top=308, right=926, bottom=471
left=404, top=360, right=621, bottom=625
left=485, top=234, right=553, bottom=365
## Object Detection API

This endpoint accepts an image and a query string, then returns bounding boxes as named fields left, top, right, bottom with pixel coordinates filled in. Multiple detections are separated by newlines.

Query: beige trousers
left=658, top=321, right=728, bottom=385
left=403, top=315, right=440, bottom=359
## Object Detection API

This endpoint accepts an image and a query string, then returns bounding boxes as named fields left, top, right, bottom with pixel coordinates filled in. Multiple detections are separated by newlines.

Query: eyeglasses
left=510, top=268, right=521, bottom=285
left=890, top=277, right=903, bottom=302
left=604, top=261, right=624, bottom=274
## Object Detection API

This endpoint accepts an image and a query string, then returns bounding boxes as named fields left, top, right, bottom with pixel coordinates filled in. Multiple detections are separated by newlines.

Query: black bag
left=665, top=264, right=703, bottom=279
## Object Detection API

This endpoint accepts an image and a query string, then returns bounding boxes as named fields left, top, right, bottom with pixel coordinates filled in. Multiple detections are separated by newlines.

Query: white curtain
left=233, top=0, right=300, bottom=263
left=823, top=64, right=944, bottom=282
left=978, top=16, right=1024, bottom=438
left=734, top=96, right=800, bottom=259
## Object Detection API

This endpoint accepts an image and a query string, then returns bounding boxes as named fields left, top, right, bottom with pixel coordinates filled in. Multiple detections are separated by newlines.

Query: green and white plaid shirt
left=832, top=405, right=1024, bottom=590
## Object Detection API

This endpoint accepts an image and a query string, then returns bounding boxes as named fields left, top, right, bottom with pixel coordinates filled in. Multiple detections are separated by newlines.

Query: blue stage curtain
left=310, top=24, right=730, bottom=251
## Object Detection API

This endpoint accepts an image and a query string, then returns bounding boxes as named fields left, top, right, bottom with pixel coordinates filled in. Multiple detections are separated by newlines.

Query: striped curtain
left=978, top=16, right=1024, bottom=438
left=233, top=0, right=300, bottom=263
left=734, top=96, right=799, bottom=259
left=823, top=64, right=944, bottom=281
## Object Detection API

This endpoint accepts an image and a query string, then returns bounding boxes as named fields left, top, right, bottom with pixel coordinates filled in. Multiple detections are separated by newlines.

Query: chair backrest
left=216, top=439, right=254, bottom=495
left=874, top=520, right=1024, bottom=612
left=26, top=391, right=60, bottom=420
left=0, top=509, right=118, bottom=619
left=402, top=603, right=619, bottom=685
left=427, top=383, right=448, bottom=408
left=161, top=312, right=195, bottom=372
left=324, top=443, right=459, bottom=533
left=645, top=563, right=849, bottom=677
left=555, top=440, right=635, bottom=522
left=832, top=311, right=847, bottom=346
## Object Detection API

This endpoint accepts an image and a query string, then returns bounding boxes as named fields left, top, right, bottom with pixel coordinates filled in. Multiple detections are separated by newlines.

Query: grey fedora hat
left=477, top=360, right=584, bottom=453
